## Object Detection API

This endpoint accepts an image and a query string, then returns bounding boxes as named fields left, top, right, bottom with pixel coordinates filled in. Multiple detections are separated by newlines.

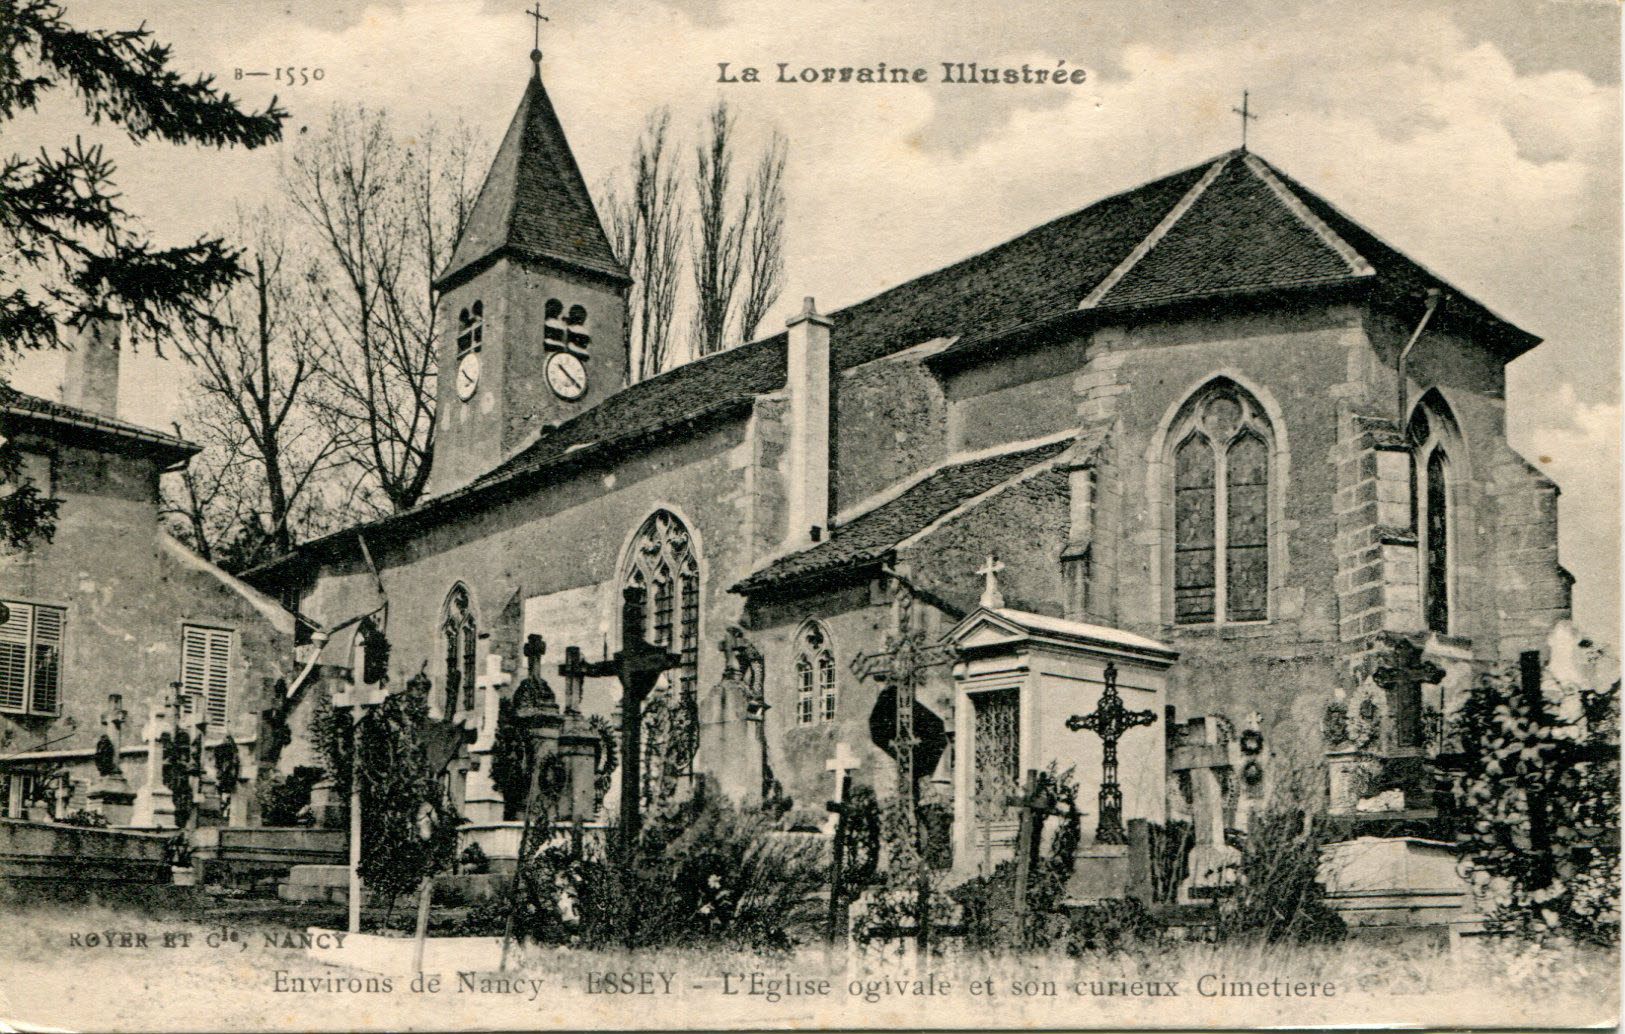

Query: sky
left=6, top=0, right=1620, bottom=643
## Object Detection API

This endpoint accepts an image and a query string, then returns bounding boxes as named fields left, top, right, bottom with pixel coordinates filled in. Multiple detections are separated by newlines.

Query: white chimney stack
left=785, top=296, right=832, bottom=550
left=60, top=312, right=122, bottom=418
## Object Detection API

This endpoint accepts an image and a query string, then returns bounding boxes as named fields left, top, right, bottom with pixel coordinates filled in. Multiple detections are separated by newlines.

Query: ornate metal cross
left=850, top=586, right=958, bottom=855
left=1065, top=661, right=1156, bottom=844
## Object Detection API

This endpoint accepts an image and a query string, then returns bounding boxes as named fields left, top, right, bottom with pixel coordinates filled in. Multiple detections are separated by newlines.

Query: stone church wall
left=292, top=419, right=757, bottom=729
left=743, top=582, right=959, bottom=819
left=830, top=350, right=947, bottom=514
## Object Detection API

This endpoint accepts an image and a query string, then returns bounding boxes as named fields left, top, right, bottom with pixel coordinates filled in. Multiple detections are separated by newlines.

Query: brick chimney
left=60, top=313, right=122, bottom=417
left=785, top=296, right=832, bottom=550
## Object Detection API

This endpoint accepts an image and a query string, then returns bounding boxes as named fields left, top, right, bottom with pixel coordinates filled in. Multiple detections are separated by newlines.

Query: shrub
left=496, top=784, right=825, bottom=951
left=256, top=766, right=324, bottom=826
left=1450, top=664, right=1620, bottom=946
left=1215, top=782, right=1345, bottom=945
left=459, top=842, right=490, bottom=875
left=58, top=809, right=109, bottom=829
left=950, top=764, right=1085, bottom=952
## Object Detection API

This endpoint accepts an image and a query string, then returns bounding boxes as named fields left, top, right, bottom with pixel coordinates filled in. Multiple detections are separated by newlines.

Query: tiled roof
left=247, top=146, right=1540, bottom=581
left=479, top=157, right=1209, bottom=485
left=436, top=67, right=627, bottom=290
left=730, top=437, right=1074, bottom=593
left=1096, top=155, right=1363, bottom=307
left=1, top=389, right=198, bottom=462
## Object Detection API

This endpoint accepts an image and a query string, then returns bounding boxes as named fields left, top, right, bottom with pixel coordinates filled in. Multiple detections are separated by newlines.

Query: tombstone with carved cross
left=947, top=578, right=1177, bottom=899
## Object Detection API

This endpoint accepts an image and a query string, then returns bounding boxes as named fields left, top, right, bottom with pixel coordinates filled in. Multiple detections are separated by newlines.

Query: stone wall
left=0, top=430, right=292, bottom=820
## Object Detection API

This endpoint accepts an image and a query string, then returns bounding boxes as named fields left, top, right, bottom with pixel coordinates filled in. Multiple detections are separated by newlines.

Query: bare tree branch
left=602, top=110, right=684, bottom=382
left=738, top=129, right=787, bottom=344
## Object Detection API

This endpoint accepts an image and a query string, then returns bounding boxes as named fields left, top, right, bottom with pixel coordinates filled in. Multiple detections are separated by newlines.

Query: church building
left=244, top=52, right=1570, bottom=884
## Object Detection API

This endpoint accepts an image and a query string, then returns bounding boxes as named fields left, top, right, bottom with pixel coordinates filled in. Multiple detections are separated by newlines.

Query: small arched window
left=1407, top=395, right=1458, bottom=635
left=442, top=585, right=477, bottom=718
left=622, top=511, right=699, bottom=701
left=1169, top=380, right=1274, bottom=624
left=544, top=298, right=591, bottom=355
left=793, top=621, right=836, bottom=725
left=456, top=300, right=483, bottom=355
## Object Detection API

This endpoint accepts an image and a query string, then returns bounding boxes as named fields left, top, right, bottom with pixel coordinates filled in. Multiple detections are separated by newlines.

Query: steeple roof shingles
left=436, top=66, right=627, bottom=290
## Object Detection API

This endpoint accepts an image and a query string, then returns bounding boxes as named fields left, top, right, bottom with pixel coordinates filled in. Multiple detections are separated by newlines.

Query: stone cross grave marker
left=823, top=742, right=861, bottom=834
left=1066, top=661, right=1157, bottom=845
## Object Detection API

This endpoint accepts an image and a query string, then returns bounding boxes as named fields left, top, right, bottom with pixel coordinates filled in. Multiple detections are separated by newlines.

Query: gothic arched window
left=1407, top=395, right=1457, bottom=635
left=442, top=585, right=477, bottom=718
left=793, top=621, right=835, bottom=725
left=622, top=511, right=699, bottom=700
left=1169, top=380, right=1274, bottom=624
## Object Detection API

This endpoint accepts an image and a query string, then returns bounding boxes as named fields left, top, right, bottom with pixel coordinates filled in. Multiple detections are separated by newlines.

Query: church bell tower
left=427, top=46, right=630, bottom=497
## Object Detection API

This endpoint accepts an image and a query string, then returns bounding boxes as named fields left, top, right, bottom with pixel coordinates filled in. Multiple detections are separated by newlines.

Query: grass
left=0, top=901, right=1615, bottom=1031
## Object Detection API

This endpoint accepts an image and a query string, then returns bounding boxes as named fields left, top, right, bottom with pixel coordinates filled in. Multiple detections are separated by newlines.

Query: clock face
left=456, top=351, right=480, bottom=401
left=546, top=351, right=588, bottom=401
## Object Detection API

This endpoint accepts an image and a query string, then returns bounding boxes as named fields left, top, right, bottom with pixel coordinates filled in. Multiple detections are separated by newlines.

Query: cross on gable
left=977, top=554, right=1006, bottom=609
left=1232, top=89, right=1259, bottom=150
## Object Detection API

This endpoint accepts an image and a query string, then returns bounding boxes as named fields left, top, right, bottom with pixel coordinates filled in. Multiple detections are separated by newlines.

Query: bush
left=459, top=842, right=490, bottom=875
left=1450, top=664, right=1620, bottom=946
left=58, top=809, right=109, bottom=829
left=494, top=784, right=825, bottom=951
left=1215, top=792, right=1345, bottom=945
left=256, top=766, right=324, bottom=826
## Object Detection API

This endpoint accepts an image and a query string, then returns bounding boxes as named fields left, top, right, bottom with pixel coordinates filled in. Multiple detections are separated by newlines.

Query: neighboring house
left=244, top=53, right=1571, bottom=865
left=0, top=319, right=294, bottom=826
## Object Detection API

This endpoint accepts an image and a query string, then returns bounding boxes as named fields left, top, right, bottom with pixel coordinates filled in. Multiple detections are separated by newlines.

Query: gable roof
left=730, top=436, right=1074, bottom=594
left=246, top=146, right=1540, bottom=583
left=938, top=149, right=1537, bottom=365
left=436, top=65, right=627, bottom=291
left=1, top=388, right=198, bottom=465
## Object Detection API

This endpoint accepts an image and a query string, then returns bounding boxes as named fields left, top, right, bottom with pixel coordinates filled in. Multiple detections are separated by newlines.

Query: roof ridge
left=1239, top=152, right=1374, bottom=277
left=1078, top=154, right=1231, bottom=310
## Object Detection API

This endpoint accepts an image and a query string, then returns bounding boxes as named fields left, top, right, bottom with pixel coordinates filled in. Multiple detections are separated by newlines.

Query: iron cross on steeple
left=1232, top=89, right=1259, bottom=151
left=1066, top=661, right=1157, bottom=845
left=526, top=1, right=549, bottom=64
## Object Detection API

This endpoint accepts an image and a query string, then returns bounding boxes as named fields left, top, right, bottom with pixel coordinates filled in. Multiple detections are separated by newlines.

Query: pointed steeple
left=436, top=62, right=627, bottom=292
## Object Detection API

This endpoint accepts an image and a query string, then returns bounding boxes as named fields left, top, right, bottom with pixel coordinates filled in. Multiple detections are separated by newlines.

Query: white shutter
left=28, top=605, right=62, bottom=715
left=205, top=628, right=231, bottom=728
left=180, top=626, right=208, bottom=717
left=0, top=603, right=30, bottom=713
left=181, top=625, right=232, bottom=730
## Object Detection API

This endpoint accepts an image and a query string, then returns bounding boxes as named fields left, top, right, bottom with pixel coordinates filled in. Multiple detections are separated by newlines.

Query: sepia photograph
left=0, top=0, right=1619, bottom=1029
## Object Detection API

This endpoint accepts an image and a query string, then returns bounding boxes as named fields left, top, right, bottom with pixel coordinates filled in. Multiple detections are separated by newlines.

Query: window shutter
left=0, top=604, right=31, bottom=713
left=181, top=625, right=232, bottom=728
left=29, top=605, right=62, bottom=715
left=205, top=628, right=231, bottom=727
left=180, top=626, right=209, bottom=716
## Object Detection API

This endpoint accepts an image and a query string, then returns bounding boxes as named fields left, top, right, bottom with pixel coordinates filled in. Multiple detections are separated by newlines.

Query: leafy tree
left=313, top=684, right=459, bottom=922
left=1, top=0, right=284, bottom=547
left=1450, top=662, right=1620, bottom=946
